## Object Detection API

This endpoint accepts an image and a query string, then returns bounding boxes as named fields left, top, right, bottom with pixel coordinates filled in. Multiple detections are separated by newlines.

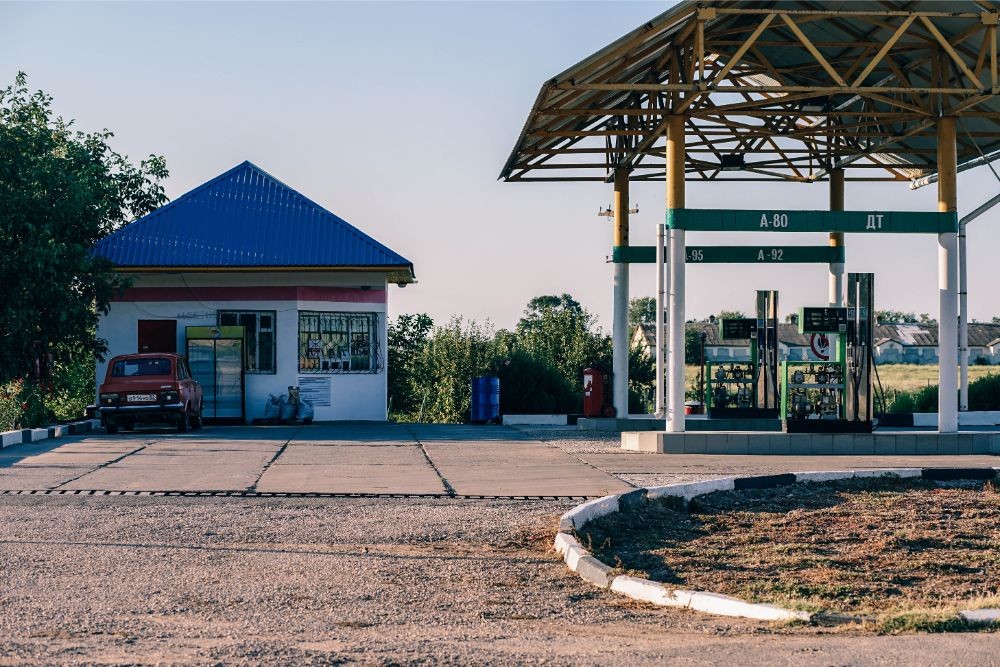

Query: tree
left=518, top=293, right=585, bottom=331
left=713, top=310, right=747, bottom=322
left=629, top=296, right=656, bottom=328
left=875, top=310, right=918, bottom=324
left=516, top=294, right=609, bottom=388
left=0, top=73, right=168, bottom=383
left=409, top=317, right=496, bottom=423
left=685, top=327, right=705, bottom=365
left=387, top=313, right=433, bottom=416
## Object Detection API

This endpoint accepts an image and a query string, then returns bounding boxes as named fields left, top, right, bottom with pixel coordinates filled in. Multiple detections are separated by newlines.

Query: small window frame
left=217, top=310, right=277, bottom=374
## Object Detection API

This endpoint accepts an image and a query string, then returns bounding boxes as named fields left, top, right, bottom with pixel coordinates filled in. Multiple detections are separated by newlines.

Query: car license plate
left=127, top=394, right=157, bottom=402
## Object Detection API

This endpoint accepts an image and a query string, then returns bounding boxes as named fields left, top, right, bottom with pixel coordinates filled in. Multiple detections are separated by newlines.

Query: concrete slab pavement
left=0, top=423, right=994, bottom=496
left=255, top=463, right=447, bottom=494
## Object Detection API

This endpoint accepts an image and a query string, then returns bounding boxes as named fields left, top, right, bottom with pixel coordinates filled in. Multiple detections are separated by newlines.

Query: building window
left=298, top=311, right=381, bottom=374
left=218, top=310, right=276, bottom=374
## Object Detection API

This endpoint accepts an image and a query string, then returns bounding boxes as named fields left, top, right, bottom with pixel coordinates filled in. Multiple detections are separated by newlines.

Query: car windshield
left=111, top=358, right=171, bottom=377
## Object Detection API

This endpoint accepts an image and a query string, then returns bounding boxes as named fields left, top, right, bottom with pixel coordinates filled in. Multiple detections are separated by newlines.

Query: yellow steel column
left=938, top=117, right=959, bottom=432
left=666, top=115, right=686, bottom=432
left=612, top=168, right=630, bottom=419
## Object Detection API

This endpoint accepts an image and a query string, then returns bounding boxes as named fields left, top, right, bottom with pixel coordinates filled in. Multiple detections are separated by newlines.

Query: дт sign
left=667, top=209, right=957, bottom=234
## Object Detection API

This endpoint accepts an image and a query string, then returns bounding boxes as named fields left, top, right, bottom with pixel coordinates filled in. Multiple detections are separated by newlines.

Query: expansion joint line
left=513, top=426, right=638, bottom=490
left=50, top=438, right=155, bottom=491
left=247, top=426, right=302, bottom=492
left=403, top=425, right=457, bottom=497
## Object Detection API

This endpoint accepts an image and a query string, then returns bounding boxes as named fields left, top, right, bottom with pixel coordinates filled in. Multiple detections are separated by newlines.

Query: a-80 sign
left=667, top=209, right=957, bottom=234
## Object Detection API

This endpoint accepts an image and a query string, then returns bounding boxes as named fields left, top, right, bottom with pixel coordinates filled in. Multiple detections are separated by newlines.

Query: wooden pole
left=829, top=168, right=845, bottom=308
left=612, top=168, right=630, bottom=419
left=666, top=115, right=686, bottom=433
left=937, top=116, right=959, bottom=432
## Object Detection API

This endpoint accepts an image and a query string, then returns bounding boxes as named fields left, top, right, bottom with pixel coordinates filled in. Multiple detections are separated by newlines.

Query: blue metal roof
left=94, top=161, right=414, bottom=281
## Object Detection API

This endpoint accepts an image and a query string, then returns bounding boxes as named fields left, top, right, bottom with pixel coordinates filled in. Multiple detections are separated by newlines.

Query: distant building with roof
left=632, top=322, right=1000, bottom=366
left=93, top=161, right=414, bottom=422
left=632, top=322, right=824, bottom=364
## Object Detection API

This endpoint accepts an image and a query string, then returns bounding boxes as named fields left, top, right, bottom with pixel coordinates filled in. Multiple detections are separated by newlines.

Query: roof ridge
left=93, top=161, right=413, bottom=276
left=238, top=162, right=409, bottom=265
left=99, top=161, right=254, bottom=244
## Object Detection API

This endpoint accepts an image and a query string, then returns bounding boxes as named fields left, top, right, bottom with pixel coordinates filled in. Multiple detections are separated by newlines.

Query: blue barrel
left=470, top=376, right=500, bottom=423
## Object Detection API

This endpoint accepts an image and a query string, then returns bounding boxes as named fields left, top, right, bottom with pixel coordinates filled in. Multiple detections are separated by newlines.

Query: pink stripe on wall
left=113, top=286, right=387, bottom=303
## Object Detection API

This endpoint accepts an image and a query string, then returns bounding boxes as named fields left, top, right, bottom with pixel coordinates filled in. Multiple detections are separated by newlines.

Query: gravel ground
left=3, top=494, right=1000, bottom=666
left=3, top=429, right=1000, bottom=665
left=518, top=427, right=624, bottom=455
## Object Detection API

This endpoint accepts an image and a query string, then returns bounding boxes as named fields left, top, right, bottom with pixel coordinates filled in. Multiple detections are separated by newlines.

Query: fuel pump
left=782, top=274, right=873, bottom=433
left=846, top=273, right=874, bottom=426
left=704, top=290, right=780, bottom=419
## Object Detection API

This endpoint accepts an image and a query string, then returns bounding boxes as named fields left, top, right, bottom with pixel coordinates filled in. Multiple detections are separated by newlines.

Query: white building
left=93, top=161, right=414, bottom=422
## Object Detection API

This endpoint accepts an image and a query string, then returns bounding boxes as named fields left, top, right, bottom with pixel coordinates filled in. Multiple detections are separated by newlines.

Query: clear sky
left=4, top=1, right=1000, bottom=331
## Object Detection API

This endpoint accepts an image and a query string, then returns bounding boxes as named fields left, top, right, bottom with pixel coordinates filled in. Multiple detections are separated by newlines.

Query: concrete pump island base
left=622, top=429, right=1000, bottom=456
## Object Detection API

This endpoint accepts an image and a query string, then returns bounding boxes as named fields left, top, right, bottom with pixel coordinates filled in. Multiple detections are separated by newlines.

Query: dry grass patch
left=582, top=477, right=1000, bottom=621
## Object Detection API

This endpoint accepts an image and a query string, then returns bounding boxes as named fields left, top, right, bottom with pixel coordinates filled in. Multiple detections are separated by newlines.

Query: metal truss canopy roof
left=501, top=1, right=1000, bottom=183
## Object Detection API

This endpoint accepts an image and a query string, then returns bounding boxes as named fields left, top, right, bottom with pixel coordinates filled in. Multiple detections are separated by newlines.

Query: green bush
left=912, top=384, right=938, bottom=413
left=407, top=317, right=497, bottom=424
left=0, top=380, right=23, bottom=431
left=43, top=352, right=95, bottom=422
left=968, top=373, right=1000, bottom=411
left=886, top=389, right=916, bottom=414
left=387, top=294, right=662, bottom=422
left=493, top=350, right=578, bottom=414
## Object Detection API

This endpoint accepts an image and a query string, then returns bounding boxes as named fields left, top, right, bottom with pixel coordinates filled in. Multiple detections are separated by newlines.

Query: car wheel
left=190, top=410, right=202, bottom=430
left=177, top=409, right=189, bottom=433
left=123, top=419, right=136, bottom=431
left=106, top=421, right=119, bottom=435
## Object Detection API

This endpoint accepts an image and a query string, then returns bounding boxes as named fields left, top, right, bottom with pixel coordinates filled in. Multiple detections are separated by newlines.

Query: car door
left=177, top=357, right=200, bottom=412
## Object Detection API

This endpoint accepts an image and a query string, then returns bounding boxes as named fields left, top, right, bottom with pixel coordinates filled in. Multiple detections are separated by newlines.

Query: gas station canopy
left=500, top=0, right=1000, bottom=183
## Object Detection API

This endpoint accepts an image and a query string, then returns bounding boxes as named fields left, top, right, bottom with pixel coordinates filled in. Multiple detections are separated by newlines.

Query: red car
left=98, top=353, right=203, bottom=434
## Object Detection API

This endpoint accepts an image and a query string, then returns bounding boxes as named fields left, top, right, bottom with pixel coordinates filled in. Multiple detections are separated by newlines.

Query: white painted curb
left=853, top=468, right=922, bottom=479
left=24, top=428, right=50, bottom=443
left=913, top=411, right=1000, bottom=427
left=559, top=494, right=619, bottom=531
left=0, top=419, right=96, bottom=451
left=647, top=477, right=735, bottom=501
left=557, top=467, right=1000, bottom=626
left=688, top=591, right=810, bottom=621
left=610, top=576, right=691, bottom=608
left=502, top=414, right=568, bottom=426
left=794, top=471, right=855, bottom=484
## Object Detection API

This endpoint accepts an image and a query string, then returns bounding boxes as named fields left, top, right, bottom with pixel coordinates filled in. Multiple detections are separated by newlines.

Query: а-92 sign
left=684, top=246, right=842, bottom=263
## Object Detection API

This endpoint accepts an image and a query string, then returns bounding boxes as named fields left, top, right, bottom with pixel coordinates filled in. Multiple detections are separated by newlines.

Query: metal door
left=138, top=320, right=177, bottom=353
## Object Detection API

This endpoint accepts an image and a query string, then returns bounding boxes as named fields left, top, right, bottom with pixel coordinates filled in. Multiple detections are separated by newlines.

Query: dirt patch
left=581, top=477, right=1000, bottom=621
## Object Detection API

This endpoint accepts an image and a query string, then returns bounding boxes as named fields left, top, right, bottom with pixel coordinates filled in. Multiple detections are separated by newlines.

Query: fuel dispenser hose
left=869, top=346, right=888, bottom=430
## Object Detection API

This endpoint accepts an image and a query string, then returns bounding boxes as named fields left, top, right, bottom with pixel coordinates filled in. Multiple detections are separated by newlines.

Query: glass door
left=214, top=339, right=244, bottom=419
left=187, top=339, right=217, bottom=417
